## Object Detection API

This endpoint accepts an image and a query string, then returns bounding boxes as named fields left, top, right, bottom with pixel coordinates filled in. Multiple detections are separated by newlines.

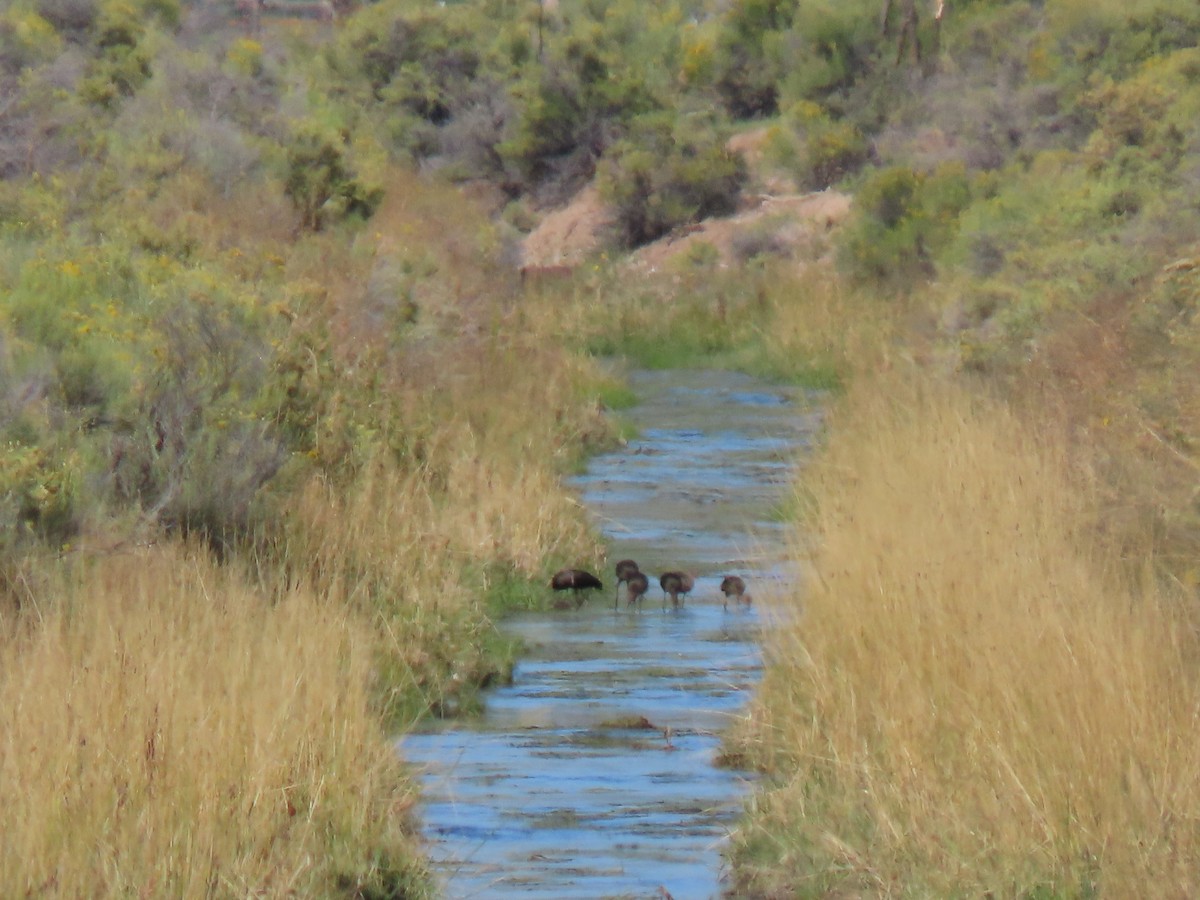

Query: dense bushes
left=325, top=3, right=486, bottom=159
left=708, top=0, right=796, bottom=118
left=780, top=0, right=878, bottom=105
left=837, top=163, right=971, bottom=283
left=494, top=21, right=661, bottom=196
left=596, top=110, right=747, bottom=247
left=0, top=234, right=282, bottom=549
left=284, top=123, right=383, bottom=230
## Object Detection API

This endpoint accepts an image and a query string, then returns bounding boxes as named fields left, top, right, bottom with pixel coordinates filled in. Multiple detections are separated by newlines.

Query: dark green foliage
left=497, top=23, right=659, bottom=193
left=79, top=0, right=182, bottom=108
left=78, top=3, right=152, bottom=106
left=803, top=120, right=870, bottom=189
left=325, top=1, right=660, bottom=191
left=35, top=0, right=98, bottom=37
left=284, top=124, right=382, bottom=231
left=838, top=164, right=972, bottom=283
left=499, top=67, right=589, bottom=182
left=139, top=0, right=180, bottom=30
left=1048, top=2, right=1200, bottom=85
left=1081, top=48, right=1200, bottom=177
left=711, top=0, right=798, bottom=118
left=0, top=8, right=62, bottom=75
left=597, top=111, right=747, bottom=248
left=781, top=0, right=878, bottom=104
left=333, top=4, right=481, bottom=119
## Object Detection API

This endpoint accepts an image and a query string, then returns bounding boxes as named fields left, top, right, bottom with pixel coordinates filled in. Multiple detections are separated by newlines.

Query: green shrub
left=0, top=440, right=81, bottom=551
left=284, top=123, right=382, bottom=231
left=34, top=0, right=97, bottom=36
left=325, top=3, right=509, bottom=167
left=838, top=163, right=972, bottom=284
left=331, top=4, right=480, bottom=105
left=79, top=45, right=151, bottom=107
left=710, top=0, right=797, bottom=119
left=780, top=0, right=878, bottom=103
left=803, top=119, right=870, bottom=189
left=0, top=227, right=307, bottom=553
left=497, top=23, right=658, bottom=191
left=76, top=0, right=159, bottom=107
left=224, top=37, right=263, bottom=79
left=0, top=7, right=62, bottom=73
left=104, top=283, right=290, bottom=548
left=1081, top=48, right=1200, bottom=174
left=597, top=110, right=747, bottom=248
left=1046, top=0, right=1200, bottom=85
left=499, top=67, right=586, bottom=183
left=93, top=50, right=278, bottom=202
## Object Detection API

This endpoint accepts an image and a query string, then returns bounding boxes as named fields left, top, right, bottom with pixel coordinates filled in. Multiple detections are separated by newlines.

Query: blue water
left=402, top=370, right=819, bottom=899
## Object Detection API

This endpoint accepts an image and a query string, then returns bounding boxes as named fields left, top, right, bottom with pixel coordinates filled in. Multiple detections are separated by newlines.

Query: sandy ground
left=518, top=129, right=851, bottom=274
left=519, top=184, right=615, bottom=269
left=627, top=190, right=851, bottom=273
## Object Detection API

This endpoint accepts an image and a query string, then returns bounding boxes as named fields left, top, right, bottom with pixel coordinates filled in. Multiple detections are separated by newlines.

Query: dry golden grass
left=252, top=172, right=611, bottom=729
left=0, top=543, right=425, bottom=898
left=733, top=371, right=1200, bottom=897
left=504, top=252, right=916, bottom=392
left=758, top=265, right=910, bottom=379
left=277, top=411, right=602, bottom=719
left=0, top=163, right=616, bottom=895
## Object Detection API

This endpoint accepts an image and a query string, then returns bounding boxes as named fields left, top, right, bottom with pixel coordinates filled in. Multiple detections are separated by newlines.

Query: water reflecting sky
left=402, top=369, right=820, bottom=899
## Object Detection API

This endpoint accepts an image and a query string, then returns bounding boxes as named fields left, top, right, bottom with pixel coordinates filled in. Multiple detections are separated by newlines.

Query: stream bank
left=402, top=369, right=820, bottom=898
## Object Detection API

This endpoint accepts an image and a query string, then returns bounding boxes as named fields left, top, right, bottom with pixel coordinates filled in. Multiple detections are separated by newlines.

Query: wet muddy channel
left=402, top=369, right=821, bottom=899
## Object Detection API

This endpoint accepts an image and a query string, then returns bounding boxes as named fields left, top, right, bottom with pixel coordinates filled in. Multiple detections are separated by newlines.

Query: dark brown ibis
left=625, top=571, right=650, bottom=609
left=550, top=568, right=603, bottom=607
left=720, top=575, right=751, bottom=609
left=678, top=572, right=695, bottom=602
left=659, top=571, right=694, bottom=608
left=613, top=559, right=640, bottom=608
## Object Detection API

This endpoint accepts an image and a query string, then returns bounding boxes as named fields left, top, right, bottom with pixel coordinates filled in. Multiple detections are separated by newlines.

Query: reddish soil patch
left=629, top=190, right=851, bottom=274
left=518, top=185, right=851, bottom=275
left=517, top=126, right=852, bottom=275
left=519, top=185, right=615, bottom=269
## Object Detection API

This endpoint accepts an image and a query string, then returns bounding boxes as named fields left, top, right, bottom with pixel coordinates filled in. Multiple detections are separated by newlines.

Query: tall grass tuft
left=732, top=372, right=1200, bottom=897
left=521, top=256, right=902, bottom=390
left=0, top=543, right=427, bottom=898
left=276, top=425, right=601, bottom=721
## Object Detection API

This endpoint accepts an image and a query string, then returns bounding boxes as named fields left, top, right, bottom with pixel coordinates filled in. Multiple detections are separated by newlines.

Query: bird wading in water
left=719, top=575, right=751, bottom=610
left=659, top=571, right=693, bottom=608
left=613, top=559, right=640, bottom=608
left=550, top=569, right=603, bottom=607
left=625, top=570, right=650, bottom=610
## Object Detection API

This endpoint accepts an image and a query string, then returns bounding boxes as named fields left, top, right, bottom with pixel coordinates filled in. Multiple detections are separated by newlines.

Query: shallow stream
left=402, top=369, right=820, bottom=899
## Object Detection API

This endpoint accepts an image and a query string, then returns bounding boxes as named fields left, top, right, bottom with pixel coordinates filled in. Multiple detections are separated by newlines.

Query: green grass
left=484, top=565, right=551, bottom=613
left=593, top=378, right=639, bottom=411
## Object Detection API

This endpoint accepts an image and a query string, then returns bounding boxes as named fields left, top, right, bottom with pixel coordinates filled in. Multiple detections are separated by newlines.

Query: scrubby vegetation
left=3, top=0, right=1200, bottom=894
left=732, top=370, right=1200, bottom=897
left=710, top=1, right=1200, bottom=897
left=0, top=0, right=618, bottom=892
